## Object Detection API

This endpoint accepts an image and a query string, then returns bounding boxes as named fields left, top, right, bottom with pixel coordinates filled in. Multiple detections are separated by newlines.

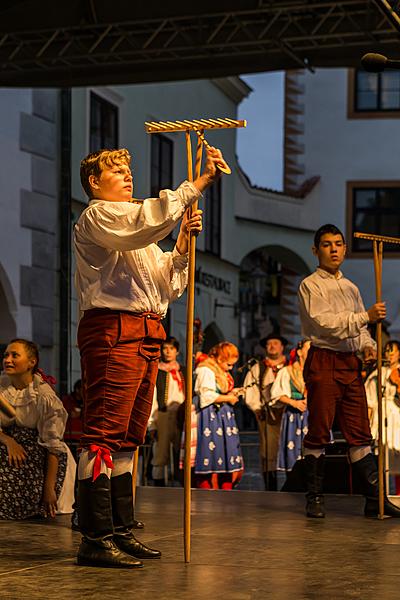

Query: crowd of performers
left=1, top=144, right=400, bottom=570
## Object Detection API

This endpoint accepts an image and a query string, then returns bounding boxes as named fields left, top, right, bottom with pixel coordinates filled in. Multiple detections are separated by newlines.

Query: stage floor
left=1, top=488, right=400, bottom=600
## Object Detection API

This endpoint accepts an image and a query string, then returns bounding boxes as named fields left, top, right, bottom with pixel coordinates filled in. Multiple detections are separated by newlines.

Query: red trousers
left=303, top=346, right=372, bottom=449
left=78, top=308, right=166, bottom=453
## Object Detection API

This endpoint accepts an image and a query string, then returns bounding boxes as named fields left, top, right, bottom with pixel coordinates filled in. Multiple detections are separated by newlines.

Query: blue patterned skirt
left=195, top=403, right=244, bottom=474
left=277, top=404, right=309, bottom=472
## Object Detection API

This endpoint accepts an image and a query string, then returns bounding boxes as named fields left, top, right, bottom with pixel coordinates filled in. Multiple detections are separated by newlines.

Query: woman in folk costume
left=270, top=340, right=310, bottom=473
left=365, top=340, right=400, bottom=494
left=0, top=339, right=75, bottom=520
left=194, top=342, right=244, bottom=489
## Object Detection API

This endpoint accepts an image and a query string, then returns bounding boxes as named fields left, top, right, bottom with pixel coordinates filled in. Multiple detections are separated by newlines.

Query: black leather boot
left=304, top=455, right=325, bottom=518
left=77, top=474, right=143, bottom=568
left=351, top=453, right=400, bottom=518
left=111, top=472, right=161, bottom=559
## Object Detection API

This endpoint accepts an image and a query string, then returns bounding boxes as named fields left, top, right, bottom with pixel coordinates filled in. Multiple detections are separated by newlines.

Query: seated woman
left=270, top=340, right=310, bottom=474
left=0, top=338, right=76, bottom=519
left=194, top=342, right=244, bottom=489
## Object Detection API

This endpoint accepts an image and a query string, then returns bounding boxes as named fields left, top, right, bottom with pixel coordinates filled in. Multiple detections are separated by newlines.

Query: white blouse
left=74, top=181, right=200, bottom=316
left=0, top=374, right=69, bottom=455
left=194, top=366, right=220, bottom=409
left=270, top=367, right=292, bottom=406
left=365, top=366, right=400, bottom=453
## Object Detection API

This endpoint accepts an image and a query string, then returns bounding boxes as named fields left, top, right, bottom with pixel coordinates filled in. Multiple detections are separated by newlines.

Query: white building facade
left=0, top=76, right=321, bottom=391
left=69, top=77, right=318, bottom=379
left=284, top=67, right=400, bottom=337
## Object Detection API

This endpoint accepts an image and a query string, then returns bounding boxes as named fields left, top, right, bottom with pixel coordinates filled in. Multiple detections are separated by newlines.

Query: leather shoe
left=114, top=532, right=161, bottom=559
left=77, top=537, right=143, bottom=568
left=306, top=494, right=325, bottom=518
left=133, top=519, right=145, bottom=529
left=365, top=496, right=400, bottom=518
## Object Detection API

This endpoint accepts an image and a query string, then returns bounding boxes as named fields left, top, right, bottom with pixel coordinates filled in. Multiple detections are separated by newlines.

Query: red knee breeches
left=78, top=308, right=165, bottom=453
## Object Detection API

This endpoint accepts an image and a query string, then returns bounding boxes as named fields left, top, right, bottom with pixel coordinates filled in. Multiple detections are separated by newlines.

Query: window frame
left=89, top=91, right=119, bottom=152
left=347, top=69, right=400, bottom=119
left=204, top=178, right=222, bottom=257
left=150, top=133, right=174, bottom=198
left=346, top=180, right=400, bottom=257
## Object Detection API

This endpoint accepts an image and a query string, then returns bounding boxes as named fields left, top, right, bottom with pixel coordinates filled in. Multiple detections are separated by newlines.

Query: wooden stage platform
left=1, top=488, right=400, bottom=600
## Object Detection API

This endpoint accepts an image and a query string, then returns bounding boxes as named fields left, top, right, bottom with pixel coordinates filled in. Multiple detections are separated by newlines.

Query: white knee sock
left=304, top=447, right=325, bottom=459
left=349, top=445, right=371, bottom=463
left=111, top=451, right=135, bottom=478
left=78, top=448, right=113, bottom=480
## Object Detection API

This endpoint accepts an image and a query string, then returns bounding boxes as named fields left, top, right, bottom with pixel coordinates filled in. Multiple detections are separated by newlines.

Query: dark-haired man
left=244, top=333, right=287, bottom=490
left=298, top=223, right=400, bottom=518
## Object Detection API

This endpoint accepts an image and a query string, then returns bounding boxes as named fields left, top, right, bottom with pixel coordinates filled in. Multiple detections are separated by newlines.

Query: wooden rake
left=145, top=117, right=246, bottom=562
left=354, top=231, right=400, bottom=519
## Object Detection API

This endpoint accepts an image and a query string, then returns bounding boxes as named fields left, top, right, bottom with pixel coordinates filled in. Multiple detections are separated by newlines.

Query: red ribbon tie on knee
left=89, top=445, right=114, bottom=481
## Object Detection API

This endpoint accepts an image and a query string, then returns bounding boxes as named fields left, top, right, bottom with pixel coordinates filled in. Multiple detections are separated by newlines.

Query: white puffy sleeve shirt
left=270, top=367, right=291, bottom=406
left=74, top=181, right=200, bottom=316
left=298, top=268, right=375, bottom=353
left=194, top=366, right=220, bottom=409
left=0, top=374, right=68, bottom=455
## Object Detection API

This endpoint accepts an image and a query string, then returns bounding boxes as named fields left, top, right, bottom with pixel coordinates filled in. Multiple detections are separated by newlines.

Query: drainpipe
left=59, top=88, right=71, bottom=397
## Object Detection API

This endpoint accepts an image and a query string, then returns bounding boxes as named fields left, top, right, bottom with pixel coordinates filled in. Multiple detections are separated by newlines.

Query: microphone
left=237, top=358, right=258, bottom=373
left=361, top=53, right=400, bottom=73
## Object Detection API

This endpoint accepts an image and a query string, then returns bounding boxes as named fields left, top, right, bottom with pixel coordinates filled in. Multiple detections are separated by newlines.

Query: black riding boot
left=111, top=472, right=161, bottom=559
left=77, top=474, right=143, bottom=568
left=351, top=453, right=400, bottom=518
left=304, top=455, right=325, bottom=518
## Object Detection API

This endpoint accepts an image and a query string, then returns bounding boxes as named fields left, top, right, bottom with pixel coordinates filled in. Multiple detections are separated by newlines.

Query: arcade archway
left=239, top=244, right=311, bottom=361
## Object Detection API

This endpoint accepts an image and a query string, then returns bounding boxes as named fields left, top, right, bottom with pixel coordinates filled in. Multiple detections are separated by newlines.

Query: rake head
left=145, top=117, right=246, bottom=133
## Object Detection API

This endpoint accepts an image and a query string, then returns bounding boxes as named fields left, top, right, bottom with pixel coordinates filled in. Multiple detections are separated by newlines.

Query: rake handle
left=193, top=129, right=231, bottom=175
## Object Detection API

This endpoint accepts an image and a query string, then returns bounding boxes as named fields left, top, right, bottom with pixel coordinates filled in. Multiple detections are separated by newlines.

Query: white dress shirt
left=74, top=181, right=200, bottom=316
left=298, top=267, right=375, bottom=353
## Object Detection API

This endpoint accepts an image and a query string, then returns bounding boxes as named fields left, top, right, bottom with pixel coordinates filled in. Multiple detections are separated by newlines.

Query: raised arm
left=78, top=148, right=225, bottom=252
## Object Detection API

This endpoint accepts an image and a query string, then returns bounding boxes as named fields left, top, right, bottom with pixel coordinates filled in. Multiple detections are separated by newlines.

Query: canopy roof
left=1, top=0, right=399, bottom=86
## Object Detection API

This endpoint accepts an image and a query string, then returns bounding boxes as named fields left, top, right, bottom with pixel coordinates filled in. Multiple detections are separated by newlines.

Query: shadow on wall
left=0, top=262, right=17, bottom=346
left=203, top=321, right=225, bottom=353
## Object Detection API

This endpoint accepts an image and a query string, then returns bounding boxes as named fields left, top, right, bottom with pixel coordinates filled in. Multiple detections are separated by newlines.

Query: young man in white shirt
left=298, top=223, right=400, bottom=519
left=74, top=146, right=226, bottom=568
left=148, top=336, right=185, bottom=486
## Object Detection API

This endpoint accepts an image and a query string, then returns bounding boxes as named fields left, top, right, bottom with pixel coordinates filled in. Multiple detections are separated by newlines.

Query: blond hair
left=80, top=148, right=131, bottom=198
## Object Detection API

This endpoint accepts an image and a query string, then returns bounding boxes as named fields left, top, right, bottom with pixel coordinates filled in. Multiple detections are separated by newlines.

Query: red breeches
left=303, top=346, right=372, bottom=449
left=78, top=308, right=165, bottom=453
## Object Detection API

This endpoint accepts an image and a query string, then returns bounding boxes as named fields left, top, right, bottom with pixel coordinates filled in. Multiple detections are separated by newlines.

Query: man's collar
left=316, top=267, right=343, bottom=280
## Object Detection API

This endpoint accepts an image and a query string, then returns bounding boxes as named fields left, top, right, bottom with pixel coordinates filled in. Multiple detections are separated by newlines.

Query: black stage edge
left=1, top=488, right=400, bottom=600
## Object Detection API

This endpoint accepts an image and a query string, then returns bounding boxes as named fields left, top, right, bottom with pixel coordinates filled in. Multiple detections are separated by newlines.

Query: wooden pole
left=183, top=132, right=203, bottom=563
left=373, top=240, right=385, bottom=519
left=132, top=447, right=139, bottom=503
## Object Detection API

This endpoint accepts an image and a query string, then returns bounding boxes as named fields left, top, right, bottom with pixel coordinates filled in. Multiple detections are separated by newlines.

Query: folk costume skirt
left=0, top=426, right=67, bottom=520
left=195, top=403, right=244, bottom=475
